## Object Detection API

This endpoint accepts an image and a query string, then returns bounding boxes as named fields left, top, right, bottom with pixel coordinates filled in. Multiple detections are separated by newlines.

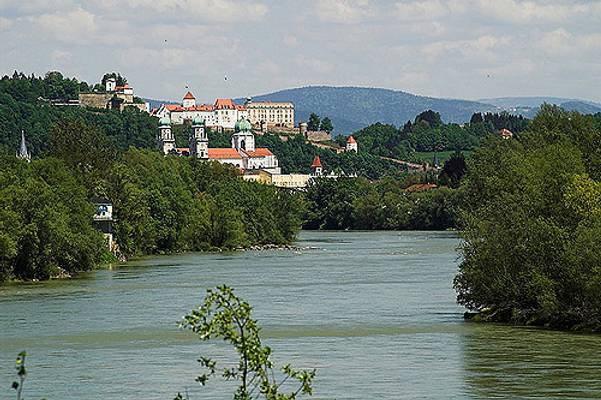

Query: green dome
left=192, top=116, right=205, bottom=126
left=159, top=117, right=171, bottom=126
left=238, top=118, right=252, bottom=132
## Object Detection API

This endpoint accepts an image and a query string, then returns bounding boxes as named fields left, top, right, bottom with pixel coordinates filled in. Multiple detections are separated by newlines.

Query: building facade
left=158, top=116, right=280, bottom=174
left=79, top=80, right=148, bottom=112
left=154, top=92, right=248, bottom=130
left=244, top=99, right=295, bottom=128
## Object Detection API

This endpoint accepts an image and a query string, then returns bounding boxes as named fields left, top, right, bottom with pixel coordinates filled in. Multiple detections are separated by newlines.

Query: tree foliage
left=180, top=285, right=316, bottom=400
left=0, top=155, right=105, bottom=281
left=307, top=113, right=320, bottom=131
left=303, top=176, right=458, bottom=230
left=455, top=105, right=601, bottom=330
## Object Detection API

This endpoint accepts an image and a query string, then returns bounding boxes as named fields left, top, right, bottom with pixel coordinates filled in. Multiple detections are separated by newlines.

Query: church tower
left=189, top=116, right=208, bottom=159
left=16, top=130, right=31, bottom=163
left=231, top=118, right=255, bottom=152
left=157, top=117, right=176, bottom=155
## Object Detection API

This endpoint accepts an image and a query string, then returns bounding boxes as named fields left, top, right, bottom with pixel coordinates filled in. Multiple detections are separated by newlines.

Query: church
left=157, top=116, right=281, bottom=174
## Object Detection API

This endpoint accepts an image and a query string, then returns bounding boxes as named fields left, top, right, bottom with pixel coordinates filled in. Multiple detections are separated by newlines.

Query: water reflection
left=461, top=323, right=601, bottom=398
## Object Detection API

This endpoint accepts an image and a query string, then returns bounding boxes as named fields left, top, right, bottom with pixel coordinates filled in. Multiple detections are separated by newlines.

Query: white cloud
left=395, top=0, right=451, bottom=21
left=295, top=56, right=335, bottom=74
left=32, top=8, right=97, bottom=43
left=475, top=0, right=592, bottom=24
left=314, top=0, right=373, bottom=23
left=100, top=0, right=268, bottom=23
left=0, top=16, right=12, bottom=30
left=421, top=35, right=511, bottom=59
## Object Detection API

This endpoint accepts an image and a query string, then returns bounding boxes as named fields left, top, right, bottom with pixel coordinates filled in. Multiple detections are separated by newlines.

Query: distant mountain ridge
left=479, top=96, right=601, bottom=118
left=236, top=86, right=495, bottom=134
left=145, top=87, right=601, bottom=135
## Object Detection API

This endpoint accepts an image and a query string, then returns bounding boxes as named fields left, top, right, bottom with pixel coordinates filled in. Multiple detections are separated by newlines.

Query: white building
left=158, top=116, right=280, bottom=174
left=154, top=92, right=248, bottom=130
left=346, top=135, right=358, bottom=152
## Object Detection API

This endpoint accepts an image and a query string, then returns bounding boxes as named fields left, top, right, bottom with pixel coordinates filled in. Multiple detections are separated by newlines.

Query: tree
left=320, top=117, right=333, bottom=132
left=469, top=113, right=483, bottom=124
left=454, top=106, right=601, bottom=330
left=438, top=151, right=467, bottom=188
left=101, top=72, right=127, bottom=88
left=307, top=113, right=321, bottom=131
left=180, top=285, right=316, bottom=400
left=414, top=110, right=442, bottom=128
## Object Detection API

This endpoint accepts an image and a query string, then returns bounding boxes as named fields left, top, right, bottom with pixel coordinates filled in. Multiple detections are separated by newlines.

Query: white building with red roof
left=154, top=92, right=248, bottom=130
left=158, top=116, right=280, bottom=173
left=345, top=135, right=358, bottom=153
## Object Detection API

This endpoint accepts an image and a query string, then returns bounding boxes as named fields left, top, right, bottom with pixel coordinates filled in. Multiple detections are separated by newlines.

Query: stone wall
left=79, top=93, right=112, bottom=109
left=306, top=130, right=332, bottom=142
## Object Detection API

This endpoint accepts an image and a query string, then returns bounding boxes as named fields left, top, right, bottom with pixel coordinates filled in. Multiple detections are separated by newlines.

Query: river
left=1, top=231, right=600, bottom=399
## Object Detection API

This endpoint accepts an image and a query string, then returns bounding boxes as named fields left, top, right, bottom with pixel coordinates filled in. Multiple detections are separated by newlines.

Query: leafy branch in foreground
left=12, top=351, right=26, bottom=400
left=179, top=285, right=316, bottom=400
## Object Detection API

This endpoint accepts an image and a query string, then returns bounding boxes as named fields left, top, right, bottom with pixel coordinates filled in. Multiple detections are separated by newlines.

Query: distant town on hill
left=147, top=86, right=601, bottom=135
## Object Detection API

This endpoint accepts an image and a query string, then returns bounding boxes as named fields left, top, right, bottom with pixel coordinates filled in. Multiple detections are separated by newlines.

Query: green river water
left=1, top=231, right=600, bottom=399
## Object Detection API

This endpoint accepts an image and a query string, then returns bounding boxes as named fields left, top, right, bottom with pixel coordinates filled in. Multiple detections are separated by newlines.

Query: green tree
left=180, top=285, right=316, bottom=400
left=454, top=105, right=601, bottom=330
left=307, top=113, right=321, bottom=131
left=320, top=117, right=333, bottom=132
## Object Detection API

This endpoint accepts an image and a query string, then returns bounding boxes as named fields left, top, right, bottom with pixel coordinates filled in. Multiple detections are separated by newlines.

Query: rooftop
left=208, top=148, right=242, bottom=159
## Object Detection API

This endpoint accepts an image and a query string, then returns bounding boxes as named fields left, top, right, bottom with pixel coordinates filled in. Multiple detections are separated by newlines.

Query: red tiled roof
left=208, top=148, right=242, bottom=159
left=347, top=135, right=356, bottom=143
left=183, top=91, right=195, bottom=100
left=164, top=104, right=214, bottom=112
left=499, top=128, right=513, bottom=137
left=243, top=148, right=273, bottom=158
left=114, top=84, right=132, bottom=90
left=177, top=147, right=190, bottom=153
left=311, top=155, right=322, bottom=168
left=214, top=98, right=235, bottom=109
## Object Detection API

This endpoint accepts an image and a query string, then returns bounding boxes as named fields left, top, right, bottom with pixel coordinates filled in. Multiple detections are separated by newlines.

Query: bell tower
left=189, top=116, right=208, bottom=159
left=157, top=117, right=176, bottom=155
left=231, top=118, right=255, bottom=152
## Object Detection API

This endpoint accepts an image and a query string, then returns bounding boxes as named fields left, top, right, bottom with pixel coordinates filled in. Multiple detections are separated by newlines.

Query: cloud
left=421, top=35, right=512, bottom=59
left=395, top=0, right=452, bottom=21
left=101, top=0, right=269, bottom=23
left=474, top=0, right=592, bottom=24
left=32, top=8, right=97, bottom=43
left=295, top=56, right=335, bottom=74
left=314, top=0, right=373, bottom=23
left=539, top=29, right=601, bottom=56
left=0, top=16, right=12, bottom=30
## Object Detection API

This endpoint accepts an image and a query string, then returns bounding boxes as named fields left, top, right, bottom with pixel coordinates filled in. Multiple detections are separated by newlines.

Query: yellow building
left=244, top=99, right=294, bottom=128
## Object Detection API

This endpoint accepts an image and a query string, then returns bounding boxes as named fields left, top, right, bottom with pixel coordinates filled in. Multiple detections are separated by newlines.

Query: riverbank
left=464, top=308, right=601, bottom=333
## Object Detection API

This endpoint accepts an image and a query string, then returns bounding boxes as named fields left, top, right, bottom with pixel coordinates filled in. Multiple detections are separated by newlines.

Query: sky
left=1, top=0, right=600, bottom=103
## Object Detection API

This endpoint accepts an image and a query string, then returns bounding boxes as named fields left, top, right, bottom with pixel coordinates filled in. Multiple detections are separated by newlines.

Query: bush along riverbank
left=455, top=105, right=601, bottom=332
left=0, top=119, right=303, bottom=282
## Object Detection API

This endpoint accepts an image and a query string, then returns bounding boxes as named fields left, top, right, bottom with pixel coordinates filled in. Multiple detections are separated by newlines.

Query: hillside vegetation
left=455, top=105, right=601, bottom=331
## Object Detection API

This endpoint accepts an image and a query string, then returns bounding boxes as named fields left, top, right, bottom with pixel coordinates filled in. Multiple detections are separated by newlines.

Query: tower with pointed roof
left=189, top=116, right=208, bottom=159
left=346, top=135, right=358, bottom=153
left=231, top=118, right=255, bottom=152
left=157, top=117, right=176, bottom=155
left=311, top=155, right=323, bottom=176
left=183, top=91, right=196, bottom=108
left=16, top=130, right=31, bottom=163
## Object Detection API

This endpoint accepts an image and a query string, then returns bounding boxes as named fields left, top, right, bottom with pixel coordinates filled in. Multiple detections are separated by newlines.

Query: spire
left=16, top=130, right=31, bottom=162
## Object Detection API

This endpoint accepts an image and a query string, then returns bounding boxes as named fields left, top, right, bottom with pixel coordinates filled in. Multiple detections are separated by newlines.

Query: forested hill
left=236, top=86, right=496, bottom=134
left=478, top=97, right=601, bottom=118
